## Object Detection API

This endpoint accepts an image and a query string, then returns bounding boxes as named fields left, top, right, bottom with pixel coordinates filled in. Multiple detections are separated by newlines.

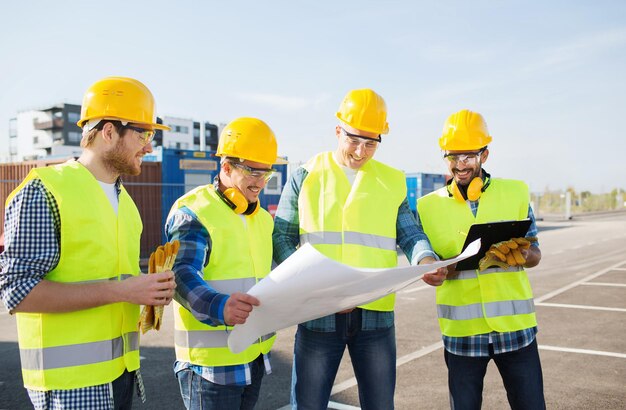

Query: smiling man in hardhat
left=273, top=88, right=446, bottom=409
left=416, top=109, right=544, bottom=410
left=166, top=117, right=285, bottom=409
left=0, top=76, right=176, bottom=409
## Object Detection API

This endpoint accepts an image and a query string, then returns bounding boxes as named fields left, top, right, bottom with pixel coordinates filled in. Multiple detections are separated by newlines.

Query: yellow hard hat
left=439, top=109, right=492, bottom=150
left=77, top=77, right=170, bottom=131
left=216, top=117, right=285, bottom=165
left=335, top=88, right=389, bottom=135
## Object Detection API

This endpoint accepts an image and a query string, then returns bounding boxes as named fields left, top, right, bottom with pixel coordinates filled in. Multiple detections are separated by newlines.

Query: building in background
left=155, top=115, right=220, bottom=151
left=5, top=108, right=220, bottom=162
left=8, top=103, right=83, bottom=161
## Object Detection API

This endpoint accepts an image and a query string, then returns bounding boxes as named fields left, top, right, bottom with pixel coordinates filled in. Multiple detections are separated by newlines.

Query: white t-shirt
left=98, top=180, right=119, bottom=214
left=332, top=153, right=358, bottom=186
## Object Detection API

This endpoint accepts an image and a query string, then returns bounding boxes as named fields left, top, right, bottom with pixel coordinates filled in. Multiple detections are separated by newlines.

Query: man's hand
left=224, top=292, right=260, bottom=326
left=443, top=263, right=460, bottom=280
left=120, top=271, right=176, bottom=306
left=478, top=237, right=539, bottom=271
left=419, top=256, right=447, bottom=286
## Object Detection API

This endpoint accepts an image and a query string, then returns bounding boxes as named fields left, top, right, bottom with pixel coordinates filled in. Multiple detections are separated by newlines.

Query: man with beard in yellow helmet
left=417, top=109, right=545, bottom=410
left=0, top=77, right=176, bottom=409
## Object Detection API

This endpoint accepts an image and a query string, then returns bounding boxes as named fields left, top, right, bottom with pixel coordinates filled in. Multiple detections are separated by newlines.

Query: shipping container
left=122, top=162, right=163, bottom=261
left=157, top=148, right=288, bottom=240
left=1, top=150, right=289, bottom=261
left=0, top=158, right=68, bottom=236
left=405, top=172, right=447, bottom=216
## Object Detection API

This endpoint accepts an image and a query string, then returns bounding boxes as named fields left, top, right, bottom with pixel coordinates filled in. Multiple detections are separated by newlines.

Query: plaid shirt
left=0, top=178, right=146, bottom=409
left=165, top=204, right=271, bottom=386
left=415, top=184, right=540, bottom=357
left=272, top=164, right=438, bottom=332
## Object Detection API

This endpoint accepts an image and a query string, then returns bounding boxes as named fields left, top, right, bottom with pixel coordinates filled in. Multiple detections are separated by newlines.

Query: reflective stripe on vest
left=298, top=152, right=406, bottom=312
left=417, top=179, right=537, bottom=337
left=12, top=161, right=142, bottom=390
left=171, top=185, right=275, bottom=367
left=437, top=299, right=535, bottom=320
left=300, top=231, right=397, bottom=251
left=20, top=332, right=139, bottom=370
left=175, top=330, right=275, bottom=349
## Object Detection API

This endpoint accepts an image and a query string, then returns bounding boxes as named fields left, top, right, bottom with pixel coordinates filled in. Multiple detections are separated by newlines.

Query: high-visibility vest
left=417, top=178, right=537, bottom=337
left=298, top=152, right=406, bottom=311
left=8, top=160, right=142, bottom=391
left=171, top=185, right=275, bottom=366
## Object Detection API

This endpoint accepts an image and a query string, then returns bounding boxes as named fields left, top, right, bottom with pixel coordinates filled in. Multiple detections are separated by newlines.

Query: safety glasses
left=443, top=149, right=484, bottom=164
left=230, top=162, right=276, bottom=182
left=341, top=128, right=381, bottom=149
left=124, top=125, right=155, bottom=145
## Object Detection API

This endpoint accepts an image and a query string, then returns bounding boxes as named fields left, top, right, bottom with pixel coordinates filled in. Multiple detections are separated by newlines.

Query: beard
left=453, top=164, right=481, bottom=186
left=103, top=138, right=141, bottom=176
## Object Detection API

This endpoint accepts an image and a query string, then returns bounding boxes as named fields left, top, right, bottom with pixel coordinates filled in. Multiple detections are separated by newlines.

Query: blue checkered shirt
left=415, top=189, right=540, bottom=357
left=165, top=205, right=271, bottom=386
left=272, top=164, right=438, bottom=332
left=0, top=178, right=146, bottom=408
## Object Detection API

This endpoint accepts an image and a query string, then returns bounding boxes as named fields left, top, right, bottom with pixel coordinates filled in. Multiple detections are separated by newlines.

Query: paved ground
left=1, top=211, right=625, bottom=409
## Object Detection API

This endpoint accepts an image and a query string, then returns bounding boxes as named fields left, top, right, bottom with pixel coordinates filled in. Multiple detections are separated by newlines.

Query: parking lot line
left=536, top=302, right=626, bottom=313
left=328, top=402, right=361, bottom=410
left=539, top=345, right=626, bottom=359
left=580, top=282, right=626, bottom=287
left=328, top=341, right=442, bottom=397
left=535, top=260, right=626, bottom=303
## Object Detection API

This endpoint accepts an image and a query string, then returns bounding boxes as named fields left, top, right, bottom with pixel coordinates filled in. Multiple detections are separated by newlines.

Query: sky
left=0, top=0, right=624, bottom=193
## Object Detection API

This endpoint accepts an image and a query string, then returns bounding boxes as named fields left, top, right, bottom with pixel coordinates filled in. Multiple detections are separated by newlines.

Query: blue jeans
left=111, top=370, right=135, bottom=410
left=176, top=356, right=265, bottom=410
left=292, top=310, right=396, bottom=410
left=445, top=338, right=546, bottom=410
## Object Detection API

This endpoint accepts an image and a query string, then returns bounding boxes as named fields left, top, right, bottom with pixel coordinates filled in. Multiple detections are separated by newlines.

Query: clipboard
left=455, top=219, right=532, bottom=271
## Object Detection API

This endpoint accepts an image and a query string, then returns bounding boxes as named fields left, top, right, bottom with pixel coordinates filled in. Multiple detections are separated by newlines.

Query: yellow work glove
left=478, top=237, right=536, bottom=271
left=139, top=240, right=180, bottom=334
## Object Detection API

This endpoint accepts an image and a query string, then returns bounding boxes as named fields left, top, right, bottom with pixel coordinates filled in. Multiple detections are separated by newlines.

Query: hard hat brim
left=77, top=117, right=171, bottom=131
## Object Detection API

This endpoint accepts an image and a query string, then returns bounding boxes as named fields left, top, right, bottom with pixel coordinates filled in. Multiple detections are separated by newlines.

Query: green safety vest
left=298, top=152, right=406, bottom=311
left=417, top=178, right=537, bottom=337
left=8, top=160, right=142, bottom=391
left=171, top=185, right=275, bottom=366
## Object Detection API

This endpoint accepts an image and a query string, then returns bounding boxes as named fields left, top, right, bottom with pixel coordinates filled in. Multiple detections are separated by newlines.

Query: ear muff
left=447, top=172, right=491, bottom=202
left=214, top=175, right=260, bottom=216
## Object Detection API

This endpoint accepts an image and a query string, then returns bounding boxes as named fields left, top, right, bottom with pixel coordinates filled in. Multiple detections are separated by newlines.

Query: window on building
left=33, top=136, right=39, bottom=144
left=9, top=118, right=17, bottom=138
left=169, top=125, right=189, bottom=134
left=68, top=131, right=82, bottom=144
left=68, top=112, right=80, bottom=124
